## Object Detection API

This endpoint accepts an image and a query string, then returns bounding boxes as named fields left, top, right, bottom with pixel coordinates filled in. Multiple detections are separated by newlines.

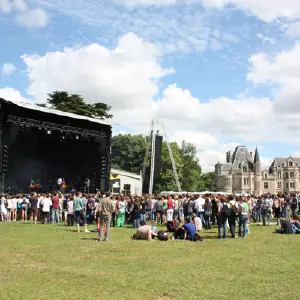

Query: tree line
left=42, top=91, right=216, bottom=193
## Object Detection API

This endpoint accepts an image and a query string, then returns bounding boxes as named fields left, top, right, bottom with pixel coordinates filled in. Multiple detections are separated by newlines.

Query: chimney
left=226, top=151, right=231, bottom=163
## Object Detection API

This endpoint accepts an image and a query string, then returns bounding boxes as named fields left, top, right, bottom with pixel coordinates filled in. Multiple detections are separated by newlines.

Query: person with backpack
left=228, top=196, right=238, bottom=238
left=203, top=197, right=211, bottom=230
left=238, top=197, right=249, bottom=237
left=217, top=197, right=229, bottom=239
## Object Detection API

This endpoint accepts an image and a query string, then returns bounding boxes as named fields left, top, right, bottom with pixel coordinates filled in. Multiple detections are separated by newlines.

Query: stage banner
left=110, top=173, right=120, bottom=193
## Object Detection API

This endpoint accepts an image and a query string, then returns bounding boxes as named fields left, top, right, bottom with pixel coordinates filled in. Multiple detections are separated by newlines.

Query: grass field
left=0, top=222, right=299, bottom=300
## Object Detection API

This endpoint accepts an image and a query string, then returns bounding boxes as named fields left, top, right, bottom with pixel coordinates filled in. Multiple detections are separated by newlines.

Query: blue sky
left=1, top=0, right=300, bottom=171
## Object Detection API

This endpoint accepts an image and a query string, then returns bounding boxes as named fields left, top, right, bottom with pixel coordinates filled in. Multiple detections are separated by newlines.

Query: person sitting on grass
left=131, top=220, right=158, bottom=241
left=192, top=213, right=202, bottom=232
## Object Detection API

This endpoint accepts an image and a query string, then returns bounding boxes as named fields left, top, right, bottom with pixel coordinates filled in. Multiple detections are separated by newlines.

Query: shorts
left=30, top=208, right=38, bottom=215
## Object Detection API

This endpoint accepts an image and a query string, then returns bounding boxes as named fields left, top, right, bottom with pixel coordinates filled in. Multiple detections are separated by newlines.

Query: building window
left=289, top=162, right=293, bottom=167
left=264, top=174, right=267, bottom=179
left=123, top=184, right=131, bottom=194
left=264, top=182, right=268, bottom=189
left=246, top=178, right=249, bottom=185
left=286, top=182, right=289, bottom=190
left=244, top=178, right=246, bottom=185
left=278, top=182, right=282, bottom=189
left=290, top=172, right=295, bottom=178
left=243, top=166, right=247, bottom=173
left=278, top=172, right=281, bottom=179
left=290, top=182, right=295, bottom=189
left=286, top=172, right=289, bottom=179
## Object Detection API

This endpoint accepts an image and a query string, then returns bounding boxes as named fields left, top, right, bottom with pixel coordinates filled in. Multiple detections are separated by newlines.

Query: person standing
left=166, top=196, right=174, bottom=222
left=238, top=198, right=249, bottom=237
left=95, top=193, right=113, bottom=242
left=217, top=197, right=229, bottom=239
left=51, top=193, right=60, bottom=224
left=0, top=193, right=8, bottom=222
left=29, top=192, right=38, bottom=224
left=73, top=192, right=89, bottom=233
left=41, top=194, right=52, bottom=224
left=228, top=197, right=238, bottom=238
left=116, top=197, right=126, bottom=227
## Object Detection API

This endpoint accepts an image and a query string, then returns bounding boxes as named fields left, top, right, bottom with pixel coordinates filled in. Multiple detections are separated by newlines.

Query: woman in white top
left=40, top=194, right=52, bottom=224
left=6, top=195, right=13, bottom=222
left=0, top=194, right=8, bottom=221
left=11, top=196, right=18, bottom=221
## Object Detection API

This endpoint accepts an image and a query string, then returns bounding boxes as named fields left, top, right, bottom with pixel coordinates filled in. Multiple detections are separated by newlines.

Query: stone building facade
left=215, top=145, right=300, bottom=195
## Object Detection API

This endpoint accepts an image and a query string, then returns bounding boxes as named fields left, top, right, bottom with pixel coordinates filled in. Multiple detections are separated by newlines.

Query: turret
left=253, top=147, right=261, bottom=174
left=253, top=147, right=262, bottom=195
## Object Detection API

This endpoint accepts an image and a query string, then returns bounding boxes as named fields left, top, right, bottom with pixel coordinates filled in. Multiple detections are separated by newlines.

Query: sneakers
left=85, top=229, right=90, bottom=233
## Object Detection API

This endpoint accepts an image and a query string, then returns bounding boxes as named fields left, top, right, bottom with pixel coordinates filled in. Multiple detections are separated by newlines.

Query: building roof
left=270, top=157, right=300, bottom=169
left=111, top=168, right=141, bottom=180
left=231, top=146, right=253, bottom=170
left=0, top=98, right=113, bottom=127
left=254, top=147, right=260, bottom=163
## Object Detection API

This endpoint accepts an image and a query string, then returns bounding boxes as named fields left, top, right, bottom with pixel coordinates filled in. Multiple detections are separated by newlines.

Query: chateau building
left=215, top=146, right=300, bottom=195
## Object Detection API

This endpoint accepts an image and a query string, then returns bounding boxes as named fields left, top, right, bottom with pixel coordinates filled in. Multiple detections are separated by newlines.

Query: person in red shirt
left=51, top=193, right=60, bottom=224
left=166, top=197, right=174, bottom=222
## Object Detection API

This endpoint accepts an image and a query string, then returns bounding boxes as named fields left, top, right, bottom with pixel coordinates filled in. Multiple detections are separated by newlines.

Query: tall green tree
left=43, top=91, right=113, bottom=119
left=198, top=172, right=216, bottom=192
left=181, top=142, right=202, bottom=192
left=111, top=134, right=147, bottom=174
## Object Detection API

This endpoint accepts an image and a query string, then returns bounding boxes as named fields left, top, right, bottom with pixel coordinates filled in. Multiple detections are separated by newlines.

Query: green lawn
left=0, top=222, right=298, bottom=300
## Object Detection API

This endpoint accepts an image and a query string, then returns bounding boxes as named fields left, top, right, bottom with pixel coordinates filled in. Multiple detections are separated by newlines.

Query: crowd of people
left=1, top=191, right=300, bottom=241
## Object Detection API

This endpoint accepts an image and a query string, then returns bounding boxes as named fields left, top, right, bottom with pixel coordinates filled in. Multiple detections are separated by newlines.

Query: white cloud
left=16, top=8, right=48, bottom=28
left=287, top=22, right=300, bottom=37
left=0, top=87, right=29, bottom=102
left=1, top=0, right=48, bottom=28
left=1, top=63, right=16, bottom=76
left=22, top=32, right=172, bottom=130
left=257, top=33, right=276, bottom=44
left=118, top=0, right=300, bottom=22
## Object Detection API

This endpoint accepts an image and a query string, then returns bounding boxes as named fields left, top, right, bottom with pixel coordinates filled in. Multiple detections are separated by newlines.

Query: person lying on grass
left=131, top=220, right=158, bottom=241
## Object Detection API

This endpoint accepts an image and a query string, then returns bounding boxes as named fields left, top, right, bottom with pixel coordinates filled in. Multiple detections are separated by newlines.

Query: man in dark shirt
left=51, top=193, right=60, bottom=224
left=29, top=192, right=38, bottom=224
left=183, top=218, right=196, bottom=241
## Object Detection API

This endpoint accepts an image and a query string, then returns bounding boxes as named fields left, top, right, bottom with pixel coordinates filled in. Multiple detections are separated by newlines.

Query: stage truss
left=7, top=115, right=108, bottom=139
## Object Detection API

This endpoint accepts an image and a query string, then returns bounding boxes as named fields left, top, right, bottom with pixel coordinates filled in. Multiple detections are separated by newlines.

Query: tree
left=111, top=134, right=147, bottom=174
left=180, top=142, right=202, bottom=192
left=44, top=91, right=113, bottom=119
left=198, top=172, right=216, bottom=192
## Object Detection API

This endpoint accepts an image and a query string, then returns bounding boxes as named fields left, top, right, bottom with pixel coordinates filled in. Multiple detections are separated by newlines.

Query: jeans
left=256, top=208, right=262, bottom=222
left=211, top=208, right=217, bottom=225
left=204, top=214, right=211, bottom=229
left=228, top=216, right=236, bottom=238
left=263, top=209, right=271, bottom=226
left=111, top=212, right=116, bottom=227
left=217, top=215, right=228, bottom=239
left=140, top=213, right=146, bottom=221
left=167, top=209, right=173, bottom=222
left=99, top=213, right=111, bottom=241
left=146, top=210, right=152, bottom=221
left=67, top=214, right=74, bottom=226
left=52, top=208, right=60, bottom=224
left=156, top=211, right=164, bottom=224
left=178, top=208, right=184, bottom=219
left=198, top=211, right=204, bottom=224
left=133, top=218, right=140, bottom=228
left=75, top=210, right=85, bottom=226
left=152, top=226, right=158, bottom=234
left=238, top=215, right=248, bottom=237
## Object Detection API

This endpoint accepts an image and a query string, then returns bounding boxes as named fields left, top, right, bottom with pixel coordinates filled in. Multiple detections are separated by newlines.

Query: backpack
left=222, top=203, right=229, bottom=217
left=157, top=230, right=169, bottom=241
left=17, top=201, right=22, bottom=210
left=283, top=222, right=293, bottom=234
left=231, top=204, right=238, bottom=217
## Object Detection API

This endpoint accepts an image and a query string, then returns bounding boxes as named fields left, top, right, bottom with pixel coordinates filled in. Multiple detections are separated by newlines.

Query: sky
left=1, top=0, right=300, bottom=172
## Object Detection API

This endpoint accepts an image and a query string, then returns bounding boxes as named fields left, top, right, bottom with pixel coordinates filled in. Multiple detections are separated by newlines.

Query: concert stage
left=0, top=98, right=112, bottom=194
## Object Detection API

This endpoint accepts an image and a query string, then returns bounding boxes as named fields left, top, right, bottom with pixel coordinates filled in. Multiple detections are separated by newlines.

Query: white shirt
left=57, top=178, right=62, bottom=185
left=41, top=198, right=52, bottom=212
left=195, top=197, right=205, bottom=212
left=6, top=198, right=12, bottom=209
left=11, top=198, right=18, bottom=209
